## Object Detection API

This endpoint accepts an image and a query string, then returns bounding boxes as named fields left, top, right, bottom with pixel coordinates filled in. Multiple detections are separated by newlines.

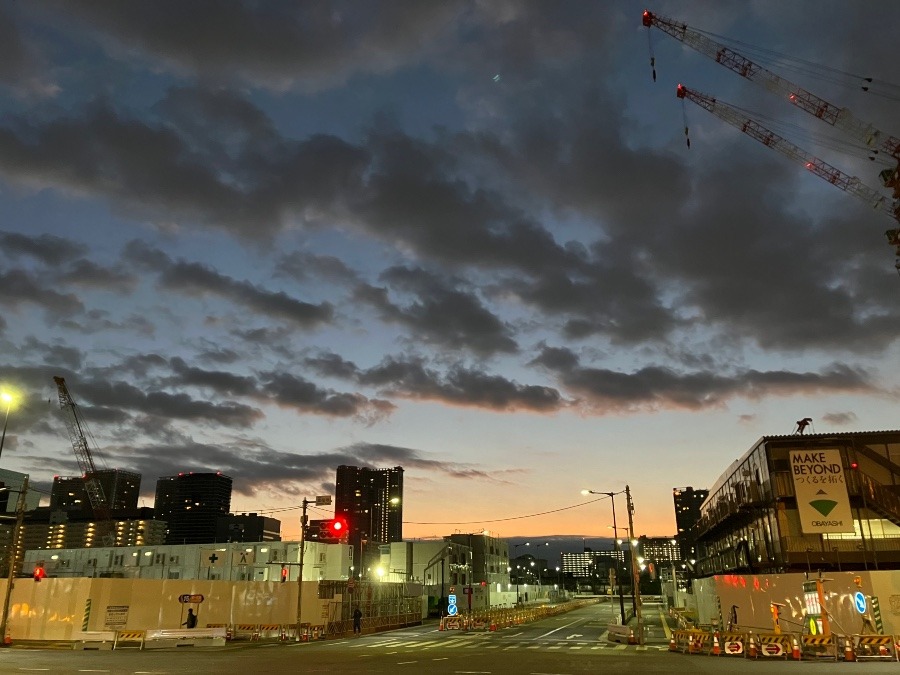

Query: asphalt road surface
left=0, top=601, right=895, bottom=673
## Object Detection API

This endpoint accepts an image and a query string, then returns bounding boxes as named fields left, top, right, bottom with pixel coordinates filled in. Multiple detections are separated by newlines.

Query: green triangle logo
left=810, top=499, right=838, bottom=516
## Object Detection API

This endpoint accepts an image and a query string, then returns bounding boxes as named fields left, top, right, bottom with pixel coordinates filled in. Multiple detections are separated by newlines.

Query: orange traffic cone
left=712, top=631, right=721, bottom=656
left=791, top=636, right=801, bottom=660
left=843, top=638, right=856, bottom=662
left=669, top=635, right=677, bottom=651
left=439, top=618, right=445, bottom=631
left=747, top=634, right=757, bottom=659
left=489, top=620, right=496, bottom=632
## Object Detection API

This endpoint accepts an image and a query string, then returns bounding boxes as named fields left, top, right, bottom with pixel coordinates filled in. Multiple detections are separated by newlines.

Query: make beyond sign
left=790, top=449, right=855, bottom=534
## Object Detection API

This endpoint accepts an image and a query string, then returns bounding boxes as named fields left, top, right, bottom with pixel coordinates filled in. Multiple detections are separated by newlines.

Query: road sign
left=462, top=586, right=473, bottom=595
left=725, top=641, right=743, bottom=654
left=315, top=496, right=332, bottom=506
left=178, top=594, right=204, bottom=604
left=763, top=642, right=783, bottom=657
left=447, top=604, right=458, bottom=616
left=854, top=591, right=867, bottom=614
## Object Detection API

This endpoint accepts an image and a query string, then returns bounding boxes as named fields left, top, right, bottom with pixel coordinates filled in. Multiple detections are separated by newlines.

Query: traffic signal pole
left=296, top=497, right=310, bottom=641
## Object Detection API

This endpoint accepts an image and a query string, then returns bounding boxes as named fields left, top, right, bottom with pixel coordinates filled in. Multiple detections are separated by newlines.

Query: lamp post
left=0, top=478, right=28, bottom=645
left=0, top=391, right=17, bottom=463
left=581, top=489, right=626, bottom=625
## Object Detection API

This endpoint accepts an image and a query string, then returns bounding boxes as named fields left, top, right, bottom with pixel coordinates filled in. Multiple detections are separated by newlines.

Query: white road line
left=535, top=618, right=584, bottom=640
left=433, top=657, right=448, bottom=661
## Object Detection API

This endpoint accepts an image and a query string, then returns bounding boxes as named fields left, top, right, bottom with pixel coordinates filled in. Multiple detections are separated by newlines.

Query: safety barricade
left=72, top=631, right=116, bottom=650
left=607, top=623, right=637, bottom=645
left=113, top=629, right=146, bottom=650
left=143, top=627, right=227, bottom=649
left=672, top=629, right=707, bottom=654
left=754, top=633, right=791, bottom=659
left=801, top=634, right=838, bottom=661
left=256, top=624, right=284, bottom=640
left=717, top=631, right=745, bottom=657
left=853, top=634, right=896, bottom=661
left=205, top=623, right=231, bottom=640
left=232, top=623, right=261, bottom=641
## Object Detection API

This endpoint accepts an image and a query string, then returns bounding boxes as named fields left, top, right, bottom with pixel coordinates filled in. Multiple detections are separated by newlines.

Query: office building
left=334, top=465, right=403, bottom=575
left=216, top=513, right=281, bottom=542
left=672, top=486, right=708, bottom=561
left=50, top=469, right=141, bottom=513
left=693, top=430, right=900, bottom=576
left=154, top=472, right=232, bottom=545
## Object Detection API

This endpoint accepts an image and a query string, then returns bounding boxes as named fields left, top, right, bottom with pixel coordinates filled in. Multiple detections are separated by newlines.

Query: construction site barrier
left=232, top=623, right=262, bottom=641
left=801, top=634, right=838, bottom=661
left=113, top=630, right=146, bottom=650
left=72, top=631, right=115, bottom=650
left=143, top=627, right=227, bottom=649
left=671, top=629, right=708, bottom=654
left=716, top=631, right=745, bottom=656
left=753, top=633, right=792, bottom=659
left=607, top=623, right=636, bottom=644
left=853, top=634, right=896, bottom=661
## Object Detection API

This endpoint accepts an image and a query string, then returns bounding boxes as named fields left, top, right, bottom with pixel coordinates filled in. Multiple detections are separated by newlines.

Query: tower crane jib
left=53, top=377, right=114, bottom=544
left=644, top=10, right=900, bottom=162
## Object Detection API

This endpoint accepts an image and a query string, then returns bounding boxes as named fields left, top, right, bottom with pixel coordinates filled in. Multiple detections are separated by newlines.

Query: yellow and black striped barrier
left=853, top=634, right=895, bottom=661
left=754, top=633, right=791, bottom=659
left=113, top=629, right=146, bottom=650
left=801, top=634, right=837, bottom=661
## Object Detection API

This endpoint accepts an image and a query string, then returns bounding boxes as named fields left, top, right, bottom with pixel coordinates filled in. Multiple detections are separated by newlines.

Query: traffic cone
left=489, top=620, right=496, bottom=632
left=712, top=631, right=721, bottom=656
left=439, top=617, right=445, bottom=631
left=843, top=637, right=855, bottom=662
left=791, top=636, right=801, bottom=660
left=747, top=634, right=757, bottom=659
left=669, top=635, right=677, bottom=651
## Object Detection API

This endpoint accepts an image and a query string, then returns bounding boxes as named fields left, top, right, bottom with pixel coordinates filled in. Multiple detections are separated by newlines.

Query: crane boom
left=53, top=377, right=114, bottom=538
left=644, top=10, right=900, bottom=161
left=676, top=84, right=900, bottom=229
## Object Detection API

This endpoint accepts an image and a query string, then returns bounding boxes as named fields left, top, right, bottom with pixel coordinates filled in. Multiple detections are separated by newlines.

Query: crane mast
left=644, top=10, right=900, bottom=162
left=53, top=376, right=114, bottom=545
left=676, top=84, right=900, bottom=226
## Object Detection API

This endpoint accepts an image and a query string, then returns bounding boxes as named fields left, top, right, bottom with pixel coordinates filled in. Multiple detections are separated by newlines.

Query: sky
left=1, top=1, right=899, bottom=544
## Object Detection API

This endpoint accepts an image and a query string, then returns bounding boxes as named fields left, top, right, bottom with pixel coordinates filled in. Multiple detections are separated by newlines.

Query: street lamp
left=0, top=390, right=19, bottom=463
left=581, top=489, right=626, bottom=625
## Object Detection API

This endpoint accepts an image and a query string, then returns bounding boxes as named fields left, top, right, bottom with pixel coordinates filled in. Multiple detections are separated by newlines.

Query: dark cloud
left=0, top=269, right=84, bottom=315
left=355, top=265, right=518, bottom=356
left=44, top=1, right=464, bottom=91
left=260, top=371, right=393, bottom=421
left=532, top=345, right=882, bottom=412
left=122, top=242, right=334, bottom=329
left=59, top=259, right=138, bottom=292
left=359, top=356, right=565, bottom=412
left=822, top=411, right=858, bottom=426
left=0, top=231, right=87, bottom=266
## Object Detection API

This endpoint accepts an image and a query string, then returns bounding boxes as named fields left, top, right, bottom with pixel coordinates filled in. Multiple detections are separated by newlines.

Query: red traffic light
left=850, top=461, right=859, bottom=470
left=33, top=566, right=46, bottom=582
left=280, top=566, right=287, bottom=582
left=330, top=518, right=347, bottom=535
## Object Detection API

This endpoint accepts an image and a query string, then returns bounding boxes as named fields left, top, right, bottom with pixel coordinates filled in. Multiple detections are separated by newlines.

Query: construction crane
left=53, top=376, right=116, bottom=547
left=643, top=9, right=900, bottom=196
left=675, top=84, right=900, bottom=272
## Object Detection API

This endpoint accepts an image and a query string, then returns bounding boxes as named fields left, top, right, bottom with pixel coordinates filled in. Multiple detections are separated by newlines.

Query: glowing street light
left=0, top=389, right=20, bottom=463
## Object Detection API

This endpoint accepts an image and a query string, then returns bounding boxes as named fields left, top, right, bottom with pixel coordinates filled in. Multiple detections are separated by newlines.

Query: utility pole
left=296, top=497, right=310, bottom=641
left=296, top=495, right=332, bottom=641
left=0, top=478, right=28, bottom=645
left=625, top=485, right=643, bottom=645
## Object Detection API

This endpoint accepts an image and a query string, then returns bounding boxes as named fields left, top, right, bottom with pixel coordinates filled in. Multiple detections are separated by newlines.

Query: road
left=0, top=601, right=895, bottom=673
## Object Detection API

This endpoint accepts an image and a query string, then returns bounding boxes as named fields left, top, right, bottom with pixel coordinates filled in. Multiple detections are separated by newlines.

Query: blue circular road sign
left=854, top=591, right=867, bottom=614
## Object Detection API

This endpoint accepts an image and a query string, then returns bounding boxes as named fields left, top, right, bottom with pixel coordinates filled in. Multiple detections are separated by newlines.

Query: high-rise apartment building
left=673, top=486, right=708, bottom=561
left=334, top=465, right=403, bottom=575
left=154, top=472, right=232, bottom=545
left=216, top=513, right=281, bottom=542
left=50, top=469, right=141, bottom=513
